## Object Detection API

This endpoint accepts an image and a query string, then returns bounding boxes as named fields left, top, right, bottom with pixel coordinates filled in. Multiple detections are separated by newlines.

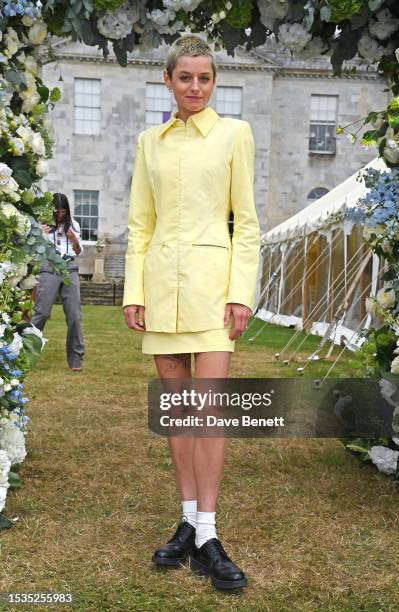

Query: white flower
left=36, top=159, right=49, bottom=177
left=30, top=132, right=45, bottom=156
left=20, top=275, right=38, bottom=290
left=357, top=33, right=385, bottom=64
left=379, top=378, right=398, bottom=406
left=16, top=125, right=33, bottom=144
left=22, top=15, right=35, bottom=27
left=97, top=1, right=139, bottom=40
left=4, top=27, right=22, bottom=57
left=7, top=332, right=23, bottom=359
left=383, top=140, right=399, bottom=164
left=147, top=8, right=184, bottom=34
left=9, top=136, right=24, bottom=156
left=0, top=420, right=26, bottom=466
left=0, top=162, right=13, bottom=185
left=368, top=445, right=399, bottom=475
left=7, top=262, right=28, bottom=287
left=2, top=312, right=10, bottom=324
left=0, top=449, right=11, bottom=511
left=258, top=0, right=289, bottom=30
left=396, top=48, right=399, bottom=63
left=0, top=203, right=31, bottom=237
left=28, top=22, right=48, bottom=46
left=20, top=72, right=41, bottom=113
left=376, top=288, right=396, bottom=309
left=391, top=355, right=399, bottom=375
left=277, top=22, right=312, bottom=53
left=368, top=9, right=399, bottom=41
left=23, top=54, right=38, bottom=76
left=163, top=0, right=202, bottom=10
left=0, top=176, right=20, bottom=197
left=365, top=297, right=377, bottom=316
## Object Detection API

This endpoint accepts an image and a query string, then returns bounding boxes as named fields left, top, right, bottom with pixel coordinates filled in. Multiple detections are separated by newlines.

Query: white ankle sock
left=181, top=499, right=197, bottom=528
left=195, top=511, right=217, bottom=548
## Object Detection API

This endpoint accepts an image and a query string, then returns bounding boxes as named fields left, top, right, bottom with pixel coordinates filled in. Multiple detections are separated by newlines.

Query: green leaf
left=8, top=471, right=21, bottom=488
left=112, top=40, right=127, bottom=67
left=37, top=83, right=50, bottom=103
left=0, top=513, right=12, bottom=530
left=81, top=20, right=97, bottom=46
left=12, top=168, right=32, bottom=189
left=22, top=332, right=43, bottom=369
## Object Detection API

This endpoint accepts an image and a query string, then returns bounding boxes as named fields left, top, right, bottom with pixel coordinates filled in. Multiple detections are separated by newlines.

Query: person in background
left=31, top=193, right=85, bottom=372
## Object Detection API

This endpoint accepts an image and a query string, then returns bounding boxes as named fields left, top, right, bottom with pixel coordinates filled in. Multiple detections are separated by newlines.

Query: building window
left=74, top=190, right=98, bottom=242
left=309, top=94, right=337, bottom=154
left=307, top=187, right=329, bottom=200
left=74, top=78, right=101, bottom=135
left=215, top=86, right=242, bottom=118
left=146, top=83, right=172, bottom=127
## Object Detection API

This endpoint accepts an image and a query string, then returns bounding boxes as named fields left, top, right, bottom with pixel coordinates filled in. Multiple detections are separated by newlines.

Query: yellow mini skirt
left=142, top=326, right=235, bottom=354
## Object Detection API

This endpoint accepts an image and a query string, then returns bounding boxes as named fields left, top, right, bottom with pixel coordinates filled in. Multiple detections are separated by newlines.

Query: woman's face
left=55, top=207, right=67, bottom=224
left=164, top=55, right=216, bottom=114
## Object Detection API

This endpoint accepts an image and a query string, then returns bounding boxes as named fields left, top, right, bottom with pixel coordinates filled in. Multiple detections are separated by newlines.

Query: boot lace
left=206, top=538, right=232, bottom=562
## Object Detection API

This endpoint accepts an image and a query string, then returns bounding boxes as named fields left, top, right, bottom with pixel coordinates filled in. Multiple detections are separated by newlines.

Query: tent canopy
left=262, top=156, right=388, bottom=245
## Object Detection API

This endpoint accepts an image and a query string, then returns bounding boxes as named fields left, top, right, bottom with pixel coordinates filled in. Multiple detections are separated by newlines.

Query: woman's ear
left=163, top=68, right=170, bottom=90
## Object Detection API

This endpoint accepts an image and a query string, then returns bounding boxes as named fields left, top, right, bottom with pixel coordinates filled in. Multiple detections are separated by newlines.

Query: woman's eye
left=179, top=76, right=210, bottom=81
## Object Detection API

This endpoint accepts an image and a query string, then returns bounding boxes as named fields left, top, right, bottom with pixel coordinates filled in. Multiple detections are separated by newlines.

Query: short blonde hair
left=165, top=35, right=217, bottom=80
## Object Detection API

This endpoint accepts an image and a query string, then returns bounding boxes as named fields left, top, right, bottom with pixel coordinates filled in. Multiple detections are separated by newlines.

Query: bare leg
left=154, top=353, right=196, bottom=501
left=193, top=352, right=232, bottom=512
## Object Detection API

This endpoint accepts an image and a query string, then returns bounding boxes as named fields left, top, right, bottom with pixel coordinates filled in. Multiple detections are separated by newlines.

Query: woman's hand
left=224, top=303, right=252, bottom=340
left=41, top=224, right=51, bottom=235
left=123, top=304, right=146, bottom=331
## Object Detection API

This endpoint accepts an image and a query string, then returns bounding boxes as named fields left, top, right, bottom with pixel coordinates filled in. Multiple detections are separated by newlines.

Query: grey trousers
left=31, top=259, right=84, bottom=369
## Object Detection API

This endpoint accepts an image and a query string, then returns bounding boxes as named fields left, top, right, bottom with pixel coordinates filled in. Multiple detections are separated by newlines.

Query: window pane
left=216, top=86, right=242, bottom=118
left=74, top=78, right=101, bottom=134
left=74, top=190, right=99, bottom=241
left=145, top=83, right=172, bottom=128
left=309, top=95, right=337, bottom=153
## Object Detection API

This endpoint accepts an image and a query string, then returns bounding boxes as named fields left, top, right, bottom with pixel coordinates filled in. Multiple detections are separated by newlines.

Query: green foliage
left=328, top=0, right=366, bottom=22
left=225, top=0, right=254, bottom=28
left=357, top=327, right=397, bottom=377
left=93, top=0, right=125, bottom=10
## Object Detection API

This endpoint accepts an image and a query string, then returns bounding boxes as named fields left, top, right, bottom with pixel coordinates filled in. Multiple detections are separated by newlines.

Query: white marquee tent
left=254, top=155, right=389, bottom=353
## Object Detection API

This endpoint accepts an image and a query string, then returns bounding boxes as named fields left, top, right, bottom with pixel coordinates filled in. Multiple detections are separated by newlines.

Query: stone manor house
left=39, top=36, right=389, bottom=278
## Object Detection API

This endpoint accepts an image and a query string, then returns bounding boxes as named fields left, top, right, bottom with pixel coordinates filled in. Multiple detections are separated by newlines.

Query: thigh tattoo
left=163, top=353, right=190, bottom=372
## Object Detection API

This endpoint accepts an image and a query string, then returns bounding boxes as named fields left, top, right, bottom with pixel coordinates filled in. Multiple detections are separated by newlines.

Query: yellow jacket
left=123, top=105, right=260, bottom=333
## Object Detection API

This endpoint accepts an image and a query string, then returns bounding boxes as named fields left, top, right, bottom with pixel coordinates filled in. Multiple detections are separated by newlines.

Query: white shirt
left=47, top=218, right=84, bottom=257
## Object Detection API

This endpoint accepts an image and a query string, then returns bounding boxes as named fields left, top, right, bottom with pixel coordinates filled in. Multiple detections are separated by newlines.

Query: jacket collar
left=159, top=105, right=220, bottom=138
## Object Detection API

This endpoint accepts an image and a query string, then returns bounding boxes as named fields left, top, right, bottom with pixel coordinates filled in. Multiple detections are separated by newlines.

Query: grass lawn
left=1, top=305, right=399, bottom=611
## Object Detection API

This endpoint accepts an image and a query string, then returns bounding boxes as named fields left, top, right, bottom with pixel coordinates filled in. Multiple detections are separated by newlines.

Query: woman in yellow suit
left=123, top=35, right=260, bottom=591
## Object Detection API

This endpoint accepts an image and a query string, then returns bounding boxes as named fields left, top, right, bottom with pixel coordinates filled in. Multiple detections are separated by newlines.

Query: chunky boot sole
left=152, top=550, right=191, bottom=568
left=190, top=556, right=247, bottom=590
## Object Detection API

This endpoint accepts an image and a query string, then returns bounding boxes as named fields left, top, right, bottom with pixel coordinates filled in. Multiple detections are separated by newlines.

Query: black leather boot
left=190, top=537, right=247, bottom=590
left=152, top=519, right=196, bottom=568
